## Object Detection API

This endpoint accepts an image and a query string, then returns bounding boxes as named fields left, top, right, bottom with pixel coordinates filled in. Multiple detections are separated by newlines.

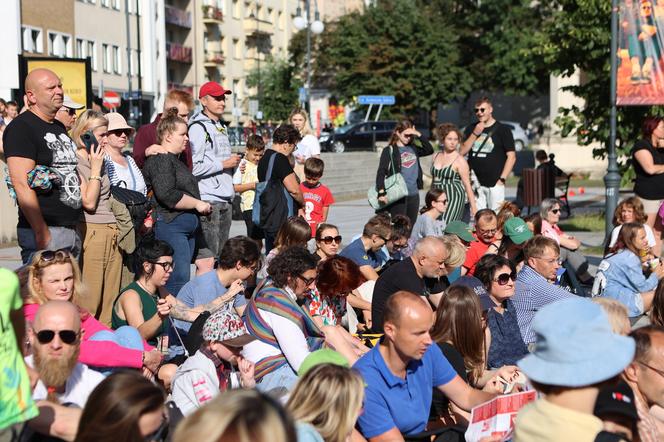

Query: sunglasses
left=108, top=129, right=133, bottom=137
left=320, top=235, right=342, bottom=245
left=152, top=261, right=174, bottom=271
left=58, top=107, right=77, bottom=116
left=34, top=329, right=80, bottom=345
left=297, top=274, right=317, bottom=286
left=474, top=107, right=487, bottom=114
left=392, top=242, right=408, bottom=250
left=39, top=248, right=71, bottom=262
left=211, top=95, right=227, bottom=102
left=550, top=209, right=560, bottom=214
left=436, top=199, right=448, bottom=204
left=494, top=272, right=517, bottom=285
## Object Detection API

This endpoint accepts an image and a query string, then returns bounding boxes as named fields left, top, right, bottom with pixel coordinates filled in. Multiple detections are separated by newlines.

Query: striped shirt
left=513, top=265, right=575, bottom=345
left=104, top=153, right=147, bottom=196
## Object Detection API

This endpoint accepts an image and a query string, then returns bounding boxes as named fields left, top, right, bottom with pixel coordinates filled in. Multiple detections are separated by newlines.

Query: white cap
left=62, top=95, right=85, bottom=110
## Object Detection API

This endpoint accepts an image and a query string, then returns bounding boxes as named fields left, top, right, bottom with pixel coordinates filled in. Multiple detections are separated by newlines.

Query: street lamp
left=293, top=0, right=324, bottom=112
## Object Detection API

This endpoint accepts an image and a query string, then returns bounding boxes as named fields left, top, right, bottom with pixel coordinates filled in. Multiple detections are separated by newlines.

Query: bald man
left=25, top=301, right=104, bottom=440
left=355, top=291, right=496, bottom=441
left=371, top=236, right=449, bottom=332
left=4, top=68, right=82, bottom=263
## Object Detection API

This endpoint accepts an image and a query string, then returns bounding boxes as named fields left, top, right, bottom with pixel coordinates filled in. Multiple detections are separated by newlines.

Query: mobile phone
left=81, top=130, right=98, bottom=153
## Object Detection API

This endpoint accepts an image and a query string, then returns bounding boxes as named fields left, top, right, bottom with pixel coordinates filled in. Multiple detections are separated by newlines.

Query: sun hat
left=199, top=81, right=232, bottom=98
left=62, top=95, right=85, bottom=110
left=105, top=112, right=135, bottom=135
left=503, top=217, right=533, bottom=245
left=202, top=307, right=255, bottom=347
left=444, top=221, right=477, bottom=243
left=593, top=380, right=638, bottom=421
left=298, top=349, right=350, bottom=376
left=518, top=298, right=635, bottom=387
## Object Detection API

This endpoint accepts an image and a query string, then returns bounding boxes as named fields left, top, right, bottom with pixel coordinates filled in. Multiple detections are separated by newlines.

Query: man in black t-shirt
left=371, top=236, right=449, bottom=332
left=3, top=68, right=82, bottom=263
left=460, top=96, right=516, bottom=211
left=256, top=124, right=304, bottom=252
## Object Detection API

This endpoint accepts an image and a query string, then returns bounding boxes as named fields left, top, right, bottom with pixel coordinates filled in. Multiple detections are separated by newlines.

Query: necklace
left=136, top=279, right=159, bottom=306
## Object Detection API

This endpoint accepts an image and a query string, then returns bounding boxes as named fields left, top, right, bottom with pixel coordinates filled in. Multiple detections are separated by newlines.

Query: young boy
left=233, top=135, right=265, bottom=241
left=300, top=157, right=334, bottom=237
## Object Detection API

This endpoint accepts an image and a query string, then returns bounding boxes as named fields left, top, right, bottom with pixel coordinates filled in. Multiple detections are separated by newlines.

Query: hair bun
left=165, top=107, right=179, bottom=118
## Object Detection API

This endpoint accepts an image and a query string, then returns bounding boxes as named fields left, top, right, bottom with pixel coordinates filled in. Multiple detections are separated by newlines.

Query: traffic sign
left=103, top=91, right=121, bottom=109
left=299, top=87, right=306, bottom=103
left=358, top=95, right=395, bottom=105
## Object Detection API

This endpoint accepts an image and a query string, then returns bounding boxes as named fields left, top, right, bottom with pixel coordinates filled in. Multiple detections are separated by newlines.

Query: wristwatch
left=499, top=177, right=506, bottom=184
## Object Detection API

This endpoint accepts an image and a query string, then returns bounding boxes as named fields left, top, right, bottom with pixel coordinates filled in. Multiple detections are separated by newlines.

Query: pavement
left=0, top=185, right=611, bottom=271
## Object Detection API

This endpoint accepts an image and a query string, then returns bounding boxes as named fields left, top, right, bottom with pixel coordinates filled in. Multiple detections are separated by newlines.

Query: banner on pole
left=618, top=0, right=664, bottom=105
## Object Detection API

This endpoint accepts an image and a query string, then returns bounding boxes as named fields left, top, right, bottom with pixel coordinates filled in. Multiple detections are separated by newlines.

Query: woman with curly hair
left=608, top=196, right=656, bottom=251
left=244, top=246, right=360, bottom=393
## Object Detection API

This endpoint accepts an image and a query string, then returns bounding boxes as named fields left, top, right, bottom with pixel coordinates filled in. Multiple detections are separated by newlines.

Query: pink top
left=24, top=303, right=152, bottom=369
left=541, top=220, right=564, bottom=244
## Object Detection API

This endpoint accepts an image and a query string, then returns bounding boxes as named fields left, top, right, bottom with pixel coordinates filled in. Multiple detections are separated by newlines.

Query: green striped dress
left=431, top=160, right=466, bottom=224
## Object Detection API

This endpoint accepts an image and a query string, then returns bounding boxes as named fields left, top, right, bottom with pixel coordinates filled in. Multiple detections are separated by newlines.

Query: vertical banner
left=617, top=0, right=664, bottom=105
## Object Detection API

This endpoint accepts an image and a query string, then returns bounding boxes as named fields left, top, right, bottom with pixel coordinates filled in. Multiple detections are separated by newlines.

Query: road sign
left=103, top=90, right=121, bottom=109
left=299, top=87, right=306, bottom=103
left=248, top=100, right=259, bottom=118
left=358, top=95, right=395, bottom=105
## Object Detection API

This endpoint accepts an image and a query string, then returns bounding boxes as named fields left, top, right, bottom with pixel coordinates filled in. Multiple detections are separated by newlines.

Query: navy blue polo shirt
left=354, top=340, right=457, bottom=437
left=339, top=237, right=382, bottom=269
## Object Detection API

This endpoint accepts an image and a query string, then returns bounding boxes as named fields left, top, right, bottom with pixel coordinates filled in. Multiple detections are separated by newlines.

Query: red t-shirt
left=300, top=182, right=335, bottom=237
left=462, top=233, right=492, bottom=276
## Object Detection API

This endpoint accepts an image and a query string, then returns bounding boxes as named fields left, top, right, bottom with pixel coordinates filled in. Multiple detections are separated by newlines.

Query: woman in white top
left=289, top=107, right=320, bottom=165
left=103, top=112, right=147, bottom=195
left=608, top=196, right=656, bottom=250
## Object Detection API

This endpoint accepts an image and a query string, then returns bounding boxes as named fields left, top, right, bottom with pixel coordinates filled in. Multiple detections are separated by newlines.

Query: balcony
left=202, top=5, right=223, bottom=23
left=165, top=5, right=192, bottom=28
left=243, top=18, right=273, bottom=35
left=203, top=51, right=224, bottom=67
left=166, top=42, right=192, bottom=63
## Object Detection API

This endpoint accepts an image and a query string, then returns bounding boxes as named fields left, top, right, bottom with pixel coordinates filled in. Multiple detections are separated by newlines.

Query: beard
left=33, top=345, right=80, bottom=391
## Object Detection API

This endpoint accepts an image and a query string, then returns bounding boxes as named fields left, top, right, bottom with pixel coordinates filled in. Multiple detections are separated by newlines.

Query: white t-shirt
left=294, top=134, right=320, bottom=160
left=25, top=355, right=104, bottom=408
left=609, top=224, right=656, bottom=249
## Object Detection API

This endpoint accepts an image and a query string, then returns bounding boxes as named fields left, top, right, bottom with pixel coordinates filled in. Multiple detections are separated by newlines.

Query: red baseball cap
left=199, top=81, right=232, bottom=98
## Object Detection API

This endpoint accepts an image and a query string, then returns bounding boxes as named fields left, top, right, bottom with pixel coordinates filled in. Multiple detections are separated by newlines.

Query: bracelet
left=89, top=175, right=102, bottom=181
left=141, top=352, right=145, bottom=364
left=472, top=132, right=482, bottom=137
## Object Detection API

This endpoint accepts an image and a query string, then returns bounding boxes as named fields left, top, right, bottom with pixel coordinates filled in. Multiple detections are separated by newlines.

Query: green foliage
left=246, top=57, right=303, bottom=121
left=532, top=0, right=664, bottom=185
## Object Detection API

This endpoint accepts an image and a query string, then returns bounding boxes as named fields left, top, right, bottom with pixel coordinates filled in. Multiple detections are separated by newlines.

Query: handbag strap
left=124, top=153, right=139, bottom=190
left=389, top=145, right=397, bottom=176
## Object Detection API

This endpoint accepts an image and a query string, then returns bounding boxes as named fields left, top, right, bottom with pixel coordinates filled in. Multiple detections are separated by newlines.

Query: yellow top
left=514, top=397, right=603, bottom=442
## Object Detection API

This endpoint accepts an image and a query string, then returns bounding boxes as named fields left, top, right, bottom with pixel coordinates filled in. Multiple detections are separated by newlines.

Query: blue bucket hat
left=518, top=298, right=635, bottom=387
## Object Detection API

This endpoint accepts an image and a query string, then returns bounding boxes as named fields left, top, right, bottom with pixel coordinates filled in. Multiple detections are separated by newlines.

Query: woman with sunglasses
left=71, top=111, right=125, bottom=327
left=474, top=254, right=529, bottom=369
left=540, top=198, right=594, bottom=285
left=244, top=246, right=360, bottom=393
left=374, top=119, right=433, bottom=227
left=594, top=223, right=664, bottom=318
left=405, top=188, right=448, bottom=257
left=314, top=223, right=342, bottom=262
left=103, top=113, right=146, bottom=196
left=75, top=371, right=169, bottom=442
left=21, top=249, right=164, bottom=375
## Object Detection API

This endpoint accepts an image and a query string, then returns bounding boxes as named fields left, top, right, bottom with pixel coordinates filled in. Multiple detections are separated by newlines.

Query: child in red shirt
left=300, top=157, right=335, bottom=237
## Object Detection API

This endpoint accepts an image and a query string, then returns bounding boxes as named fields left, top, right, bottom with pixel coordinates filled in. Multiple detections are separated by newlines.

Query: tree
left=533, top=0, right=663, bottom=181
left=246, top=57, right=303, bottom=122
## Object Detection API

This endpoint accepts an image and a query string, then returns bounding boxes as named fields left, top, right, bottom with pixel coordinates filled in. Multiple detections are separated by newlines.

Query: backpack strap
left=188, top=120, right=213, bottom=146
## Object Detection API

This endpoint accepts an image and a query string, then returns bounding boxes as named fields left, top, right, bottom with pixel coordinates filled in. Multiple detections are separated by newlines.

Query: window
left=112, top=45, right=121, bottom=74
left=76, top=38, right=85, bottom=58
left=101, top=0, right=110, bottom=7
left=102, top=43, right=111, bottom=73
left=267, top=7, right=273, bottom=23
left=22, top=26, right=43, bottom=53
left=233, top=39, right=241, bottom=59
left=88, top=41, right=97, bottom=71
left=232, top=0, right=240, bottom=19
left=278, top=10, right=284, bottom=30
left=131, top=49, right=138, bottom=76
left=112, top=0, right=120, bottom=10
left=233, top=79, right=240, bottom=100
left=47, top=32, right=73, bottom=58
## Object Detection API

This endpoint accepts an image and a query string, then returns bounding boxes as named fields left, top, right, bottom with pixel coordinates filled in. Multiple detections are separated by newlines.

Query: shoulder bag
left=368, top=146, right=408, bottom=210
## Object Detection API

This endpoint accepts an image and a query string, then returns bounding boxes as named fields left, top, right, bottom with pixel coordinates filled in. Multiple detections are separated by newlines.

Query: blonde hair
left=592, top=298, right=631, bottom=335
left=173, top=389, right=296, bottom=442
left=23, top=250, right=84, bottom=305
left=288, top=107, right=314, bottom=137
left=441, top=236, right=466, bottom=268
left=286, top=364, right=364, bottom=442
left=70, top=110, right=108, bottom=148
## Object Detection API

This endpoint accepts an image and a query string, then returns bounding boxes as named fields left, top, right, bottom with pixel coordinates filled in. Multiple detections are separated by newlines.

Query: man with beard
left=25, top=301, right=104, bottom=439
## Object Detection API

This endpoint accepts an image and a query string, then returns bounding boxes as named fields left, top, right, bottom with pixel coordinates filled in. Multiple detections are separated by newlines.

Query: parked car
left=319, top=120, right=397, bottom=153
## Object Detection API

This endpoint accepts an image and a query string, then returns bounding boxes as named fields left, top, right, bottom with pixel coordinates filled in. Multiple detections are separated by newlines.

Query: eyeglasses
left=58, top=107, right=77, bottom=116
left=474, top=107, right=487, bottom=114
left=39, top=248, right=71, bottom=263
left=108, top=129, right=133, bottom=137
left=550, top=208, right=560, bottom=214
left=639, top=361, right=664, bottom=378
left=494, top=272, right=517, bottom=285
left=436, top=199, right=448, bottom=205
left=378, top=235, right=391, bottom=243
left=320, top=235, right=342, bottom=245
left=392, top=242, right=408, bottom=250
left=296, top=274, right=317, bottom=287
left=153, top=261, right=174, bottom=271
left=34, top=329, right=80, bottom=345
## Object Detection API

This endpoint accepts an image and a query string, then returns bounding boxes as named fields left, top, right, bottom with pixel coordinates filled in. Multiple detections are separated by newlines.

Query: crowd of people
left=4, top=68, right=664, bottom=442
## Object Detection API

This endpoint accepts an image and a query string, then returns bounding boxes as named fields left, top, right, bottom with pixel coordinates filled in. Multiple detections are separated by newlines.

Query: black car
left=319, top=120, right=397, bottom=153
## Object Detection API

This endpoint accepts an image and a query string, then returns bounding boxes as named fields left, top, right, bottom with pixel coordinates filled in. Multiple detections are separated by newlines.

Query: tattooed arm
left=165, top=280, right=246, bottom=322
